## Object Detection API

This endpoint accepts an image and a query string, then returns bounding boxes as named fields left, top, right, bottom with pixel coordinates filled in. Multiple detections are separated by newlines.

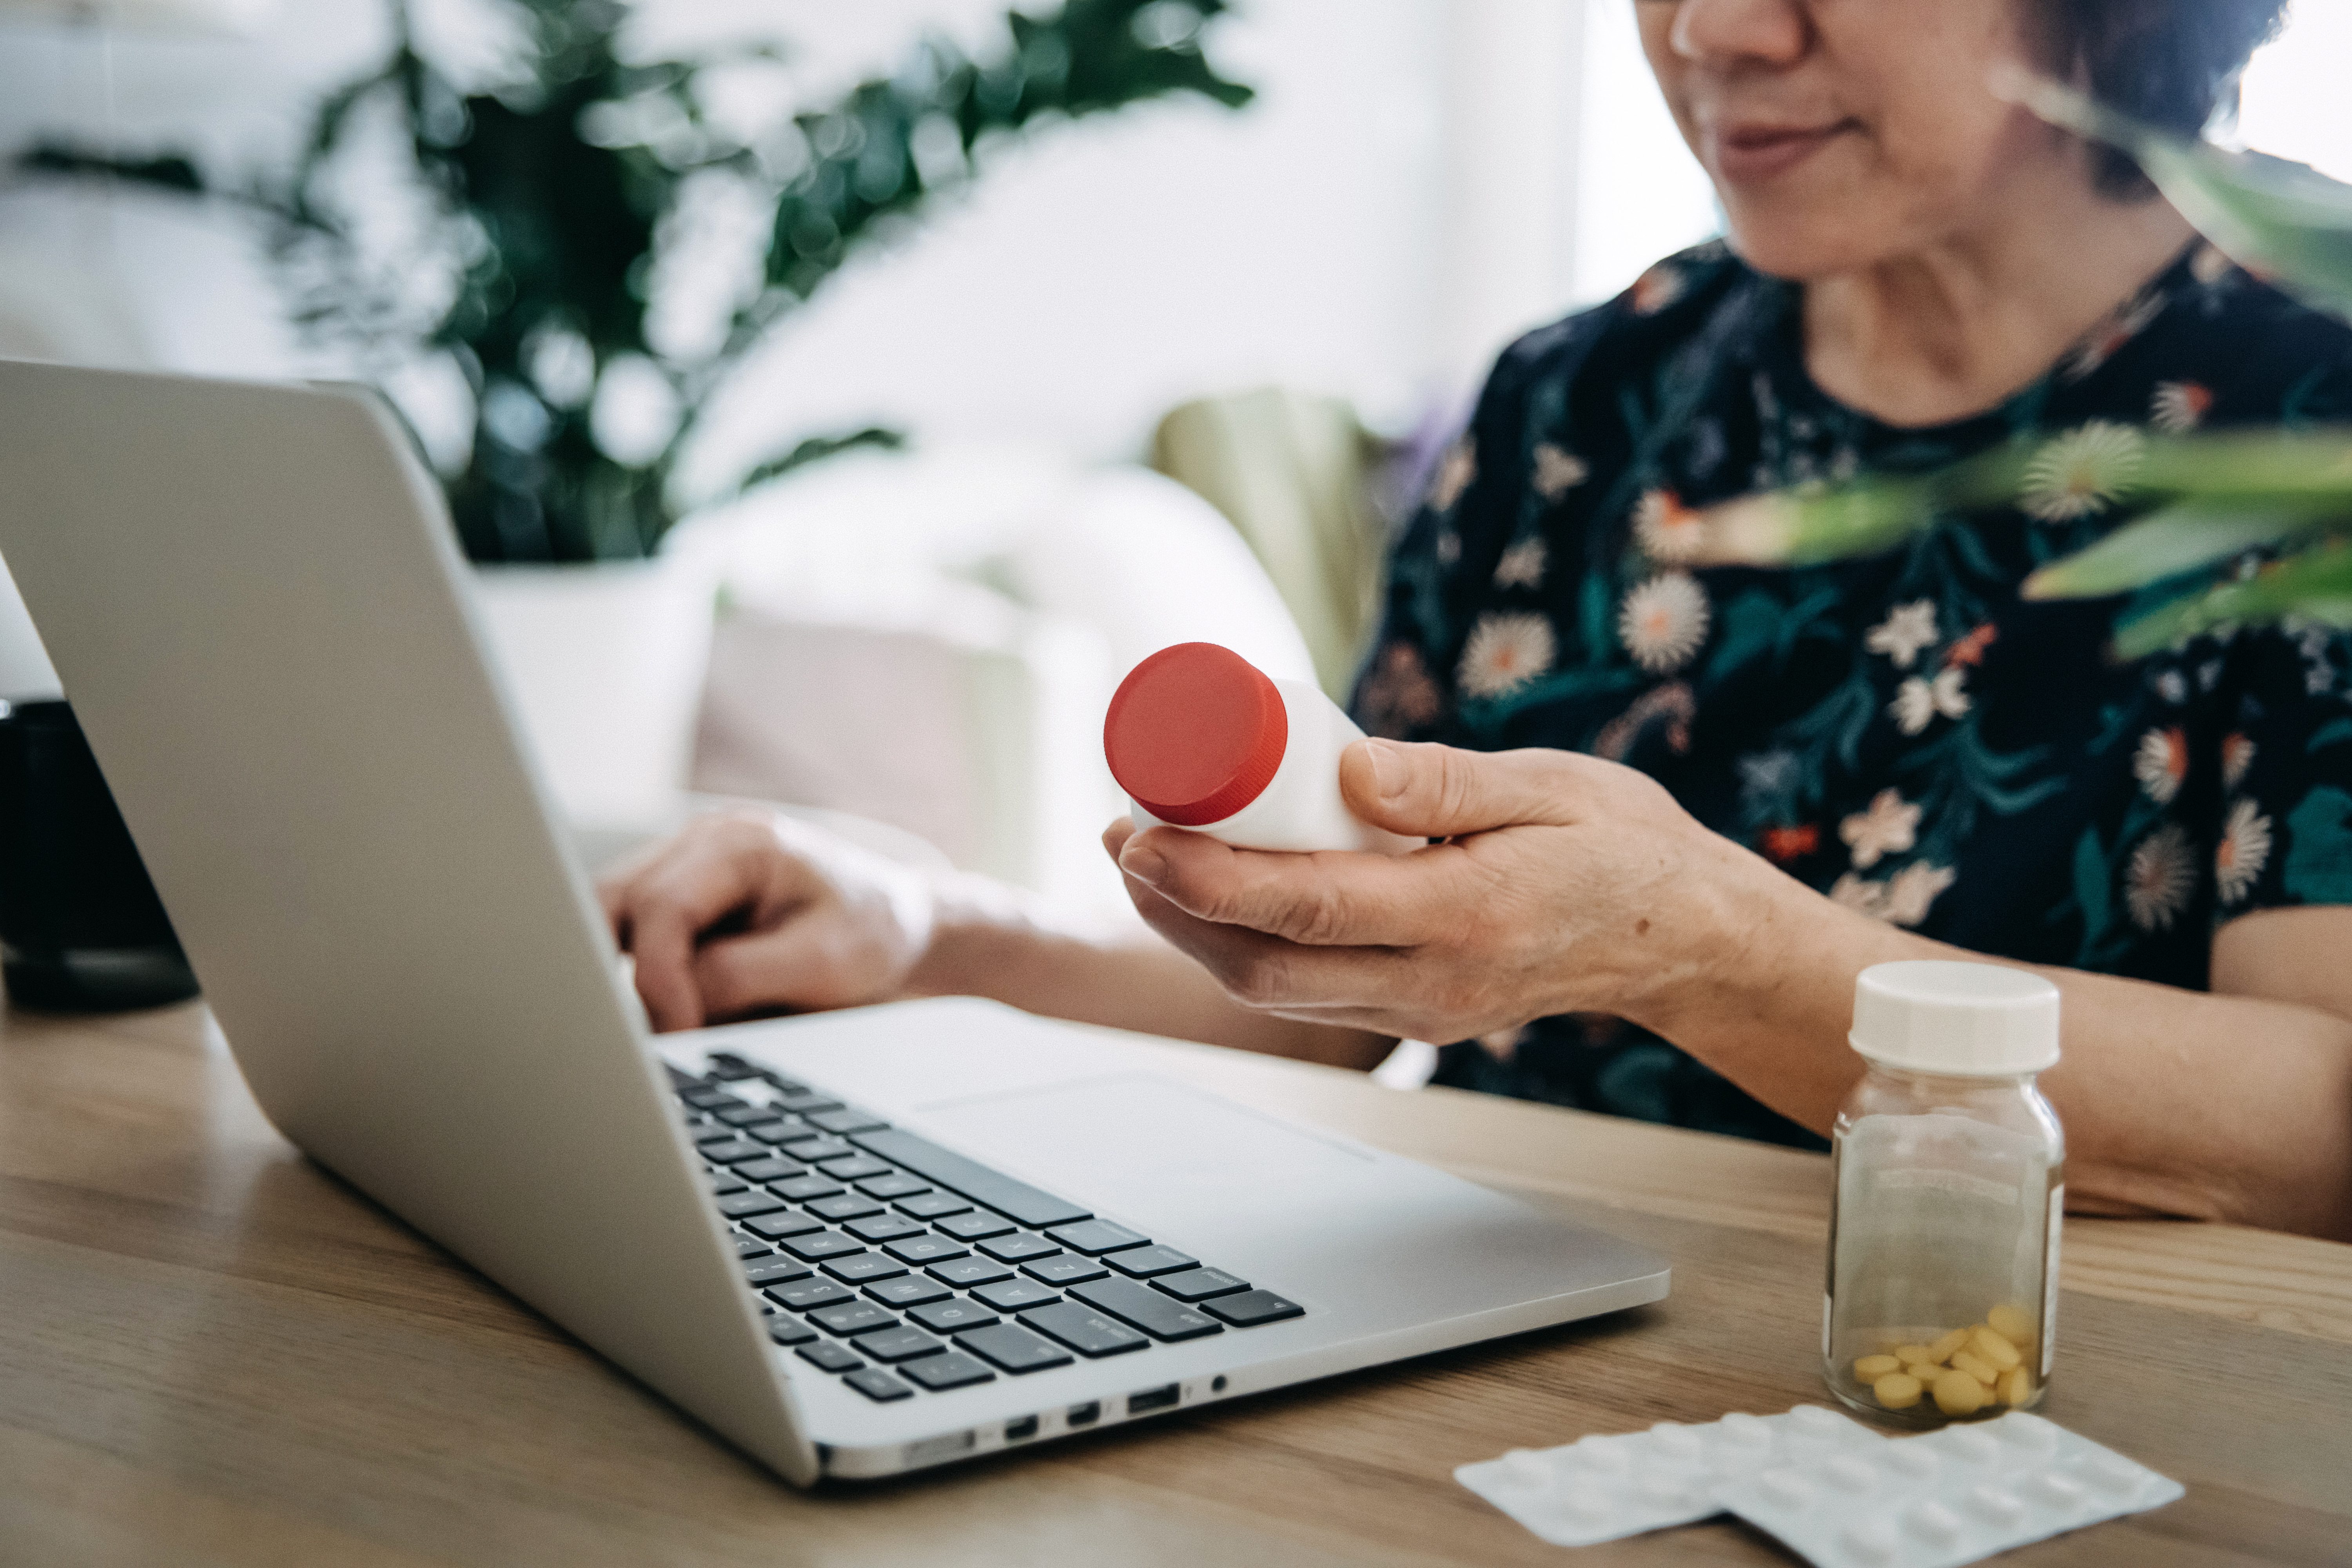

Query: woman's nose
left=1667, top=0, right=1811, bottom=66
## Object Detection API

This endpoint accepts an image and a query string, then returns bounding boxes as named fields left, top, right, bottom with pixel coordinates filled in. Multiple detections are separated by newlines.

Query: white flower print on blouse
left=1618, top=573, right=1712, bottom=675
left=2133, top=726, right=2188, bottom=805
left=1532, top=443, right=1591, bottom=501
left=1633, top=489, right=1706, bottom=564
left=2063, top=290, right=2166, bottom=380
left=1882, top=862, right=1958, bottom=927
left=2151, top=380, right=2213, bottom=433
left=1429, top=439, right=1477, bottom=513
left=1864, top=600, right=1939, bottom=670
left=2020, top=421, right=2146, bottom=523
left=2222, top=732, right=2256, bottom=793
left=2125, top=822, right=2198, bottom=932
left=1630, top=263, right=1687, bottom=316
left=1840, top=788, right=1921, bottom=870
left=1828, top=874, right=1887, bottom=918
left=2191, top=242, right=2234, bottom=287
left=1891, top=668, right=1971, bottom=736
left=2215, top=798, right=2274, bottom=906
left=1493, top=538, right=1548, bottom=590
left=1457, top=611, right=1556, bottom=698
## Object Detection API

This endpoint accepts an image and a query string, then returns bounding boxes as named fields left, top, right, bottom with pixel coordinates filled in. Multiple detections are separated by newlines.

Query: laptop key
left=957, top=1322, right=1075, bottom=1374
left=893, top=1191, right=971, bottom=1220
left=851, top=1129, right=1092, bottom=1230
left=857, top=1172, right=931, bottom=1200
left=769, top=1090, right=842, bottom=1115
left=927, top=1256, right=1013, bottom=1288
left=706, top=1172, right=749, bottom=1196
left=865, top=1276, right=953, bottom=1308
left=767, top=1278, right=854, bottom=1312
left=1022, top=1254, right=1110, bottom=1287
left=1202, top=1290, right=1306, bottom=1327
left=807, top=1193, right=883, bottom=1222
left=744, top=1211, right=825, bottom=1241
left=907, top=1299, right=1000, bottom=1336
left=845, top=1215, right=924, bottom=1244
left=855, top=1327, right=947, bottom=1364
left=843, top=1368, right=913, bottom=1403
left=779, top=1136, right=855, bottom=1162
left=748, top=1119, right=813, bottom=1144
left=1107, top=1245, right=1198, bottom=1278
left=1150, top=1267, right=1251, bottom=1302
left=900, top=1351, right=996, bottom=1392
left=679, top=1085, right=735, bottom=1109
left=816, top=1154, right=893, bottom=1181
left=796, top=1341, right=863, bottom=1373
left=935, top=1211, right=1015, bottom=1243
left=808, top=1107, right=890, bottom=1136
left=1046, top=1220, right=1149, bottom=1256
left=717, top=1190, right=792, bottom=1219
left=1070, top=1279, right=1224, bottom=1342
left=731, top=1236, right=775, bottom=1260
left=765, top=1316, right=817, bottom=1346
left=1018, top=1303, right=1149, bottom=1358
left=716, top=1103, right=782, bottom=1126
left=977, top=1233, right=1060, bottom=1264
left=744, top=1258, right=814, bottom=1287
left=884, top=1235, right=968, bottom=1266
left=773, top=1175, right=844, bottom=1202
left=735, top=1156, right=808, bottom=1183
left=698, top=1138, right=769, bottom=1164
left=809, top=1301, right=898, bottom=1337
left=973, top=1278, right=1062, bottom=1313
left=779, top=1231, right=865, bottom=1261
left=821, top=1252, right=908, bottom=1285
left=703, top=1054, right=763, bottom=1081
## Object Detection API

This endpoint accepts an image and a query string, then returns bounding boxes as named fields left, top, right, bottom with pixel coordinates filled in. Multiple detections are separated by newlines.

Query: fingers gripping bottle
left=1826, top=961, right=2065, bottom=1428
left=1103, top=643, right=1420, bottom=855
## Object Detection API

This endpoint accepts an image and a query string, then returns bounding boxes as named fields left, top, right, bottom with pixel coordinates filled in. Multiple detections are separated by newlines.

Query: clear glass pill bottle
left=1825, top=961, right=2064, bottom=1429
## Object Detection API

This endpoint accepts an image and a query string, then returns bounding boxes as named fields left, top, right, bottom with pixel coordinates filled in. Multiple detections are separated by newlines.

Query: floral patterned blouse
left=1350, top=240, right=2352, bottom=1149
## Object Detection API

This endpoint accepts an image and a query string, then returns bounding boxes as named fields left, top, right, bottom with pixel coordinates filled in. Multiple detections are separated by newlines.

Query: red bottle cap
left=1103, top=643, right=1289, bottom=828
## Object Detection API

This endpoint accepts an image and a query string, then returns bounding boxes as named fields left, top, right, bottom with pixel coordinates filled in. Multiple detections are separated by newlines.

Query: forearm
left=1631, top=853, right=2352, bottom=1240
left=904, top=874, right=1392, bottom=1069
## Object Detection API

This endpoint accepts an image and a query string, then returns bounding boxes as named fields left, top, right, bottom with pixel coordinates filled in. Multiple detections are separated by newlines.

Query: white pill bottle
left=1825, top=961, right=2065, bottom=1428
left=1104, top=642, right=1419, bottom=855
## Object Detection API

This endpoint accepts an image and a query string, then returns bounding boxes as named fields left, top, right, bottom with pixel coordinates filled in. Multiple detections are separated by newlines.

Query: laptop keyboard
left=672, top=1053, right=1305, bottom=1404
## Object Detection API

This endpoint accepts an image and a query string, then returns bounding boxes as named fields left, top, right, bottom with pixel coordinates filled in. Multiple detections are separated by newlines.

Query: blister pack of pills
left=1717, top=1411, right=2183, bottom=1568
left=1454, top=1405, right=1886, bottom=1546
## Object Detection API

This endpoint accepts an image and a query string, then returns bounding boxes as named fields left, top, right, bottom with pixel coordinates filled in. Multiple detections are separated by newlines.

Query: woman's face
left=1637, top=0, right=2069, bottom=278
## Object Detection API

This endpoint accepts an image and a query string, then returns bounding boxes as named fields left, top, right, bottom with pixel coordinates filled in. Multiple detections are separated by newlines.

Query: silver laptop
left=0, top=358, right=1668, bottom=1483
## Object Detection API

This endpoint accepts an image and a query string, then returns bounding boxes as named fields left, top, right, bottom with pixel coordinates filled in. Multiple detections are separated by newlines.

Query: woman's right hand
left=596, top=808, right=938, bottom=1033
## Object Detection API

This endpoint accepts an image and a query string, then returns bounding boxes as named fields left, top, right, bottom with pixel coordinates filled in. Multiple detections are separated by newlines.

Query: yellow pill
left=1855, top=1355, right=1903, bottom=1381
left=1986, top=1304, right=2035, bottom=1345
left=1951, top=1350, right=1999, bottom=1387
left=1929, top=1328, right=1972, bottom=1363
left=1997, top=1366, right=2034, bottom=1406
left=1932, top=1369, right=1987, bottom=1417
left=1969, top=1326, right=2022, bottom=1370
left=1873, top=1372, right=1924, bottom=1410
left=1893, top=1344, right=1938, bottom=1365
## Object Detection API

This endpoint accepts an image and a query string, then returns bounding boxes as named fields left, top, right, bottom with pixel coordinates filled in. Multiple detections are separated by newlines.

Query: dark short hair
left=2033, top=0, right=2292, bottom=196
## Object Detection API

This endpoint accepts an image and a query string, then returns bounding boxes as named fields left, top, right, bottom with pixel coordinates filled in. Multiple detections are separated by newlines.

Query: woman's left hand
left=1103, top=738, right=1788, bottom=1044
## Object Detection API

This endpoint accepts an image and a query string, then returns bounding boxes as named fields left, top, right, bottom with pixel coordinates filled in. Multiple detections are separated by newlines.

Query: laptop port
left=1004, top=1415, right=1040, bottom=1443
left=1066, top=1401, right=1101, bottom=1427
left=1126, top=1384, right=1181, bottom=1416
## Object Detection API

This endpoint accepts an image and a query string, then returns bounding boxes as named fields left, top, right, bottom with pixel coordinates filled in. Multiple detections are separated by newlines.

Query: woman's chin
left=1717, top=215, right=1910, bottom=284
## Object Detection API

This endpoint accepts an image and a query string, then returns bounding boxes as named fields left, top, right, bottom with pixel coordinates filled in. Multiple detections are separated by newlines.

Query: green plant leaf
left=2112, top=540, right=2352, bottom=659
left=2022, top=499, right=2346, bottom=600
left=731, top=426, right=906, bottom=495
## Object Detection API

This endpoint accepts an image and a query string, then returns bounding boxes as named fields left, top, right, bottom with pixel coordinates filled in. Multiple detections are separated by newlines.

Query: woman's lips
left=1708, top=120, right=1857, bottom=183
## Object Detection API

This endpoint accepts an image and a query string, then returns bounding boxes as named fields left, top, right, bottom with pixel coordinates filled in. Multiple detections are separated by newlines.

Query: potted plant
left=20, top=0, right=1251, bottom=826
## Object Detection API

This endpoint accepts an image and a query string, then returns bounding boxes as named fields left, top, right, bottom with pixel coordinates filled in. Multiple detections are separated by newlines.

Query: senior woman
left=600, top=0, right=2352, bottom=1240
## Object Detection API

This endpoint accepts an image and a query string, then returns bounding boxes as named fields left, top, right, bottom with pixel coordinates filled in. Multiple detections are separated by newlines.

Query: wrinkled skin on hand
left=1103, top=738, right=1773, bottom=1045
left=597, top=808, right=935, bottom=1032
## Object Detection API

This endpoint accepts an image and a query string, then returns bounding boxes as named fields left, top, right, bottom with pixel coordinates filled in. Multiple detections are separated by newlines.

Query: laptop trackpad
left=911, top=1074, right=1375, bottom=1234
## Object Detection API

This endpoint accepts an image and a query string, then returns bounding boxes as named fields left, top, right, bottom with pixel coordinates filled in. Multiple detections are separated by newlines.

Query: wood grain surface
left=3, top=1001, right=2348, bottom=1567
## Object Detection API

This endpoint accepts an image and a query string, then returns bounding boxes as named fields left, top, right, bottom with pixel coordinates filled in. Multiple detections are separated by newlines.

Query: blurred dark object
left=13, top=0, right=1254, bottom=564
left=0, top=701, right=199, bottom=1013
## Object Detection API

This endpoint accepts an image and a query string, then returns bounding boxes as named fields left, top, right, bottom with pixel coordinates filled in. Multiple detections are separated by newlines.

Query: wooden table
left=4, top=1002, right=2348, bottom=1566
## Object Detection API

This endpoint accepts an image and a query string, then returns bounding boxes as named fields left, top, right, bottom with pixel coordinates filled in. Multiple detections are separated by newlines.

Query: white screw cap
left=1849, top=960, right=2060, bottom=1076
